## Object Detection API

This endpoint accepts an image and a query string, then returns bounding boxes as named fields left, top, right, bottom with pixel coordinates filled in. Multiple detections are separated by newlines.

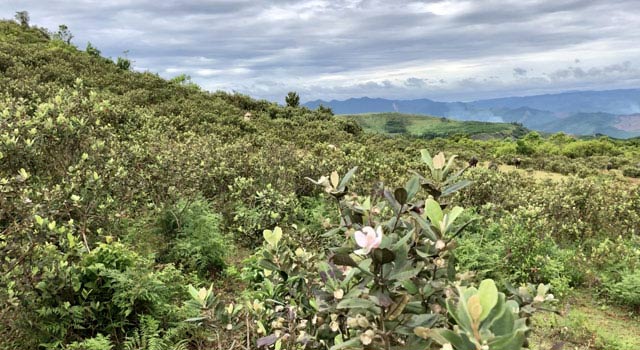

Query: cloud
left=513, top=68, right=528, bottom=77
left=2, top=0, right=640, bottom=102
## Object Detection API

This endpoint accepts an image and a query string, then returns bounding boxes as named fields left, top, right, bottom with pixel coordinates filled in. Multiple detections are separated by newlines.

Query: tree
left=86, top=42, right=101, bottom=57
left=317, top=104, right=333, bottom=116
left=14, top=11, right=29, bottom=27
left=54, top=24, right=74, bottom=44
left=285, top=91, right=300, bottom=108
left=116, top=57, right=131, bottom=70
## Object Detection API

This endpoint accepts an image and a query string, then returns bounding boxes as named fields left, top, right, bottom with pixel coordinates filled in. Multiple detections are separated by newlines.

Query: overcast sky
left=2, top=0, right=640, bottom=103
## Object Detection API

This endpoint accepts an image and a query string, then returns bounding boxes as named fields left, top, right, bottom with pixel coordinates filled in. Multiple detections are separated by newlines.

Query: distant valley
left=305, top=89, right=640, bottom=138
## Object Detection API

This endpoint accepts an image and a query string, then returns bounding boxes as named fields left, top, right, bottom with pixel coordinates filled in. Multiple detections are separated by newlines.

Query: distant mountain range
left=304, top=89, right=640, bottom=138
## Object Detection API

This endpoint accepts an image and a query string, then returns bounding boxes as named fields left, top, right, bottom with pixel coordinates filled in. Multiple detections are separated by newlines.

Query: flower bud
left=356, top=315, right=370, bottom=328
left=360, top=330, right=375, bottom=345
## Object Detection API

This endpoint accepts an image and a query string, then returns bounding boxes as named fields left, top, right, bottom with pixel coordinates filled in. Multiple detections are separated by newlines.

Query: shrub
left=457, top=211, right=576, bottom=296
left=156, top=199, right=230, bottom=278
left=608, top=270, right=640, bottom=308
left=13, top=227, right=188, bottom=349
left=622, top=166, right=640, bottom=178
left=228, top=178, right=300, bottom=246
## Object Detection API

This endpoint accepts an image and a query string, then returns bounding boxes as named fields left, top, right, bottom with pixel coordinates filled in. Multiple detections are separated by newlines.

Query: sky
left=2, top=0, right=640, bottom=103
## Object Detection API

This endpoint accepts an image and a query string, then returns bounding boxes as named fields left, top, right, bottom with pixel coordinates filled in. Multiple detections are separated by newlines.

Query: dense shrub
left=608, top=270, right=640, bottom=308
left=7, top=228, right=188, bottom=349
left=156, top=200, right=230, bottom=278
left=622, top=166, right=640, bottom=178
left=227, top=178, right=300, bottom=246
left=457, top=210, right=577, bottom=295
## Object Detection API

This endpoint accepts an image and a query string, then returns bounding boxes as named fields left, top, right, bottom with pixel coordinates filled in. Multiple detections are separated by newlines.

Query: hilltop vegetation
left=305, top=91, right=640, bottom=138
left=1, top=18, right=640, bottom=350
left=340, top=112, right=528, bottom=139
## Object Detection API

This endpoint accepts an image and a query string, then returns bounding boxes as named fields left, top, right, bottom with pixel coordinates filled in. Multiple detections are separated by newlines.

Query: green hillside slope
left=341, top=112, right=529, bottom=139
left=2, top=18, right=640, bottom=350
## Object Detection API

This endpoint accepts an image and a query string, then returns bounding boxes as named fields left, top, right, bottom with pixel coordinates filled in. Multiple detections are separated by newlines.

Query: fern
left=123, top=316, right=171, bottom=350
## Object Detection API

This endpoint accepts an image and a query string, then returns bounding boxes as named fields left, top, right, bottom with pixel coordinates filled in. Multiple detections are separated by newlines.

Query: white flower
left=354, top=226, right=383, bottom=255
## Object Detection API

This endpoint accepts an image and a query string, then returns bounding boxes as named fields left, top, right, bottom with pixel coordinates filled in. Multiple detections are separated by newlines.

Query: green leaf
left=478, top=280, right=499, bottom=321
left=331, top=253, right=358, bottom=267
left=258, top=259, right=280, bottom=271
left=447, top=206, right=464, bottom=226
left=384, top=189, right=402, bottom=214
left=441, top=180, right=472, bottom=197
left=372, top=248, right=396, bottom=265
left=405, top=176, right=421, bottom=201
left=389, top=267, right=422, bottom=281
left=443, top=154, right=458, bottom=175
left=410, top=213, right=438, bottom=241
left=487, top=295, right=515, bottom=335
left=34, top=215, right=44, bottom=226
left=394, top=187, right=408, bottom=205
left=420, top=149, right=434, bottom=170
left=336, top=298, right=378, bottom=311
left=338, top=166, right=358, bottom=190
left=263, top=226, right=283, bottom=247
left=425, top=198, right=443, bottom=225
left=329, top=337, right=361, bottom=350
left=433, top=329, right=472, bottom=349
left=488, top=330, right=526, bottom=349
left=402, top=280, right=419, bottom=294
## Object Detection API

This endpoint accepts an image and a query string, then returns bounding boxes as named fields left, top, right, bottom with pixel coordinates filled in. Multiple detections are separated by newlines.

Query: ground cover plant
left=1, top=18, right=639, bottom=350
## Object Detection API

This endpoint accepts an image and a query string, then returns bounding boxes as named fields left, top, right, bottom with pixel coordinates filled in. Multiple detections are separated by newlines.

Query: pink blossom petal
left=354, top=230, right=368, bottom=248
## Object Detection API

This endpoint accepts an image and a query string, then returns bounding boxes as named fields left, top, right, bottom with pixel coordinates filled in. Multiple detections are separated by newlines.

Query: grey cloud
left=548, top=61, right=638, bottom=80
left=513, top=68, right=528, bottom=77
left=2, top=0, right=640, bottom=102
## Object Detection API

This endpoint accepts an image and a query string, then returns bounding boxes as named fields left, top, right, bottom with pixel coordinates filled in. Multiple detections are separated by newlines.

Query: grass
left=338, top=112, right=527, bottom=139
left=530, top=290, right=640, bottom=350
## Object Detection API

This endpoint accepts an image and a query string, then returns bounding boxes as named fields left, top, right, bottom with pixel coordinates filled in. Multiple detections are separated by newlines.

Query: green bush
left=156, top=200, right=230, bottom=277
left=11, top=228, right=188, bottom=349
left=457, top=210, right=577, bottom=296
left=228, top=178, right=300, bottom=246
left=608, top=270, right=640, bottom=308
left=622, top=166, right=640, bottom=178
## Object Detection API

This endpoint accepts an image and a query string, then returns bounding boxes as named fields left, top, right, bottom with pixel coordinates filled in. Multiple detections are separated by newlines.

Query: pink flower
left=354, top=226, right=383, bottom=255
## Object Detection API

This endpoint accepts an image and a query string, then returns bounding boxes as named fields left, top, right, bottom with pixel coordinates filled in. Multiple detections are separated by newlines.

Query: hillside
left=2, top=18, right=640, bottom=350
left=341, top=112, right=529, bottom=139
left=305, top=91, right=640, bottom=138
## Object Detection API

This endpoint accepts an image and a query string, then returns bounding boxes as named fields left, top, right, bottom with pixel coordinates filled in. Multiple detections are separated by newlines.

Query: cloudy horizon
left=2, top=0, right=640, bottom=103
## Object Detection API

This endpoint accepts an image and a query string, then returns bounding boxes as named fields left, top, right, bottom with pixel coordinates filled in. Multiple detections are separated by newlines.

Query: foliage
left=607, top=270, right=640, bottom=308
left=86, top=42, right=101, bottom=57
left=156, top=200, right=230, bottom=278
left=343, top=112, right=527, bottom=139
left=286, top=92, right=300, bottom=108
left=622, top=166, right=640, bottom=178
left=14, top=11, right=29, bottom=27
left=416, top=280, right=534, bottom=350
left=0, top=18, right=638, bottom=350
left=117, top=56, right=131, bottom=70
left=53, top=24, right=73, bottom=44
